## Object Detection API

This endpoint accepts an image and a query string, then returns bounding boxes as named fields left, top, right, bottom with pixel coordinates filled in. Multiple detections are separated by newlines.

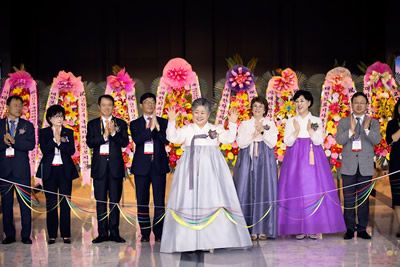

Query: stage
left=0, top=176, right=399, bottom=267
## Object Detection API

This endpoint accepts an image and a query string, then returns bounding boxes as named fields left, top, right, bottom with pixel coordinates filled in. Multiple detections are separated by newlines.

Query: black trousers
left=43, top=165, right=72, bottom=238
left=134, top=165, right=166, bottom=239
left=0, top=175, right=31, bottom=239
left=93, top=162, right=123, bottom=237
left=342, top=168, right=372, bottom=232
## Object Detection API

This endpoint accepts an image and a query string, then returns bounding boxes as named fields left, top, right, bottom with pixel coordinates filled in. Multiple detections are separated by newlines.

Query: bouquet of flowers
left=364, top=61, right=399, bottom=168
left=216, top=64, right=257, bottom=168
left=320, top=67, right=356, bottom=172
left=265, top=68, right=298, bottom=161
left=155, top=58, right=201, bottom=170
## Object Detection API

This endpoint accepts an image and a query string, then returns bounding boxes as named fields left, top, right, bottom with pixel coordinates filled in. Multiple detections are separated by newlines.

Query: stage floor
left=1, top=175, right=400, bottom=267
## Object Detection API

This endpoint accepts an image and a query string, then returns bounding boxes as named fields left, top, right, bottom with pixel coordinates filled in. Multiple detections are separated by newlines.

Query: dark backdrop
left=1, top=0, right=398, bottom=95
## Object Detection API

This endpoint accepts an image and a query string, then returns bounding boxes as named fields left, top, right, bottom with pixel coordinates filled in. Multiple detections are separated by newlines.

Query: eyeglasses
left=52, top=115, right=64, bottom=119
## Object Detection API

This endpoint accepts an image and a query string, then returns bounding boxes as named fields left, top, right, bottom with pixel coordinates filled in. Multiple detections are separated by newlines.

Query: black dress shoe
left=109, top=235, right=126, bottom=243
left=2, top=237, right=16, bottom=244
left=92, top=236, right=109, bottom=243
left=155, top=237, right=162, bottom=242
left=141, top=237, right=150, bottom=242
left=343, top=230, right=354, bottom=240
left=63, top=238, right=71, bottom=244
left=48, top=238, right=56, bottom=245
left=21, top=238, right=32, bottom=244
left=357, top=231, right=371, bottom=239
left=396, top=232, right=400, bottom=238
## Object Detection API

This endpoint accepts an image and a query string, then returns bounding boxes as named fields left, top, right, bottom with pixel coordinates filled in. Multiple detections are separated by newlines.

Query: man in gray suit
left=336, top=92, right=381, bottom=240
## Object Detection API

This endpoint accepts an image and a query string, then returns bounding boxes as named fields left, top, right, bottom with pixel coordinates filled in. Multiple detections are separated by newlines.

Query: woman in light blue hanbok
left=160, top=98, right=252, bottom=253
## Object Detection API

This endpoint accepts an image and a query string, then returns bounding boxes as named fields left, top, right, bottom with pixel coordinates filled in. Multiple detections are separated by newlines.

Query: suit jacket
left=86, top=117, right=129, bottom=179
left=0, top=118, right=35, bottom=181
left=36, top=126, right=79, bottom=181
left=336, top=115, right=381, bottom=176
left=130, top=116, right=169, bottom=176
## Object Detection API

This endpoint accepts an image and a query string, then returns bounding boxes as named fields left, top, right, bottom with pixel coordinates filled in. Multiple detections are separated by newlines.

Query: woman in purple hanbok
left=233, top=97, right=278, bottom=241
left=278, top=90, right=345, bottom=239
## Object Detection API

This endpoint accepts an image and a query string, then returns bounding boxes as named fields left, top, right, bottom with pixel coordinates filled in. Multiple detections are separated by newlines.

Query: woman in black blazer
left=386, top=99, right=400, bottom=237
left=36, top=105, right=79, bottom=244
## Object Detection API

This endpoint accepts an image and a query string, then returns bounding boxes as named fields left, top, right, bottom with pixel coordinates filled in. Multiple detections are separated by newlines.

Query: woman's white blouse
left=236, top=117, right=278, bottom=149
left=166, top=121, right=237, bottom=147
left=284, top=112, right=324, bottom=147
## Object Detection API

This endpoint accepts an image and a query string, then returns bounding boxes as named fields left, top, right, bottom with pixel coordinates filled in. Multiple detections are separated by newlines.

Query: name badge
left=144, top=141, right=154, bottom=155
left=6, top=147, right=15, bottom=158
left=100, top=143, right=110, bottom=156
left=352, top=139, right=362, bottom=152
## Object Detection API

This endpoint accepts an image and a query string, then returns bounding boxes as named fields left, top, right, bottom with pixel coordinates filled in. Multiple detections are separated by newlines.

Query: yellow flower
left=227, top=152, right=234, bottom=160
left=11, top=87, right=23, bottom=95
left=241, top=94, right=248, bottom=100
left=176, top=148, right=183, bottom=156
left=225, top=144, right=232, bottom=150
left=187, top=113, right=193, bottom=121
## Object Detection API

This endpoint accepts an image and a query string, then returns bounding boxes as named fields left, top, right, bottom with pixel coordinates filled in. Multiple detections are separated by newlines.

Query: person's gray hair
left=192, top=98, right=211, bottom=113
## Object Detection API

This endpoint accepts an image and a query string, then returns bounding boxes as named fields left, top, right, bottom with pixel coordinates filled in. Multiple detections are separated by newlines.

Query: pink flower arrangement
left=107, top=68, right=135, bottom=93
left=266, top=68, right=298, bottom=161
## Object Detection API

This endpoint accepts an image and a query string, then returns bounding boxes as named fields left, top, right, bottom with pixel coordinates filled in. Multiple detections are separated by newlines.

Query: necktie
left=355, top=117, right=361, bottom=139
left=147, top=117, right=152, bottom=128
left=9, top=120, right=16, bottom=137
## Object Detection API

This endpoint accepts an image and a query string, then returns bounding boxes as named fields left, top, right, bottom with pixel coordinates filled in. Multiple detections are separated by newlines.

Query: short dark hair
left=98, top=94, right=115, bottom=105
left=393, top=99, right=400, bottom=121
left=250, top=96, right=269, bottom=117
left=6, top=95, right=23, bottom=105
left=192, top=98, right=212, bottom=113
left=351, top=92, right=369, bottom=104
left=45, top=105, right=65, bottom=126
left=293, top=90, right=314, bottom=108
left=140, top=92, right=156, bottom=104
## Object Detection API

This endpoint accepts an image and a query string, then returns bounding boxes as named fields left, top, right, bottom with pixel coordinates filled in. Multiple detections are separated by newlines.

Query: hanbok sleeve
left=263, top=120, right=278, bottom=149
left=284, top=118, right=296, bottom=147
left=310, top=118, right=324, bottom=146
left=166, top=120, right=186, bottom=144
left=217, top=122, right=238, bottom=144
left=236, top=121, right=253, bottom=149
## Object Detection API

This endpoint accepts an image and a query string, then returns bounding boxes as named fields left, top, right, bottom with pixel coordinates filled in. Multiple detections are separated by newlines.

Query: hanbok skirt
left=160, top=146, right=252, bottom=253
left=277, top=138, right=346, bottom=235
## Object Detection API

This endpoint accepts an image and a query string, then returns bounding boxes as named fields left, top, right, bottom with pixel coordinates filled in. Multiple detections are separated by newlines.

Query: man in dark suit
left=336, top=92, right=381, bottom=240
left=130, top=92, right=169, bottom=242
left=87, top=95, right=129, bottom=243
left=0, top=95, right=35, bottom=244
